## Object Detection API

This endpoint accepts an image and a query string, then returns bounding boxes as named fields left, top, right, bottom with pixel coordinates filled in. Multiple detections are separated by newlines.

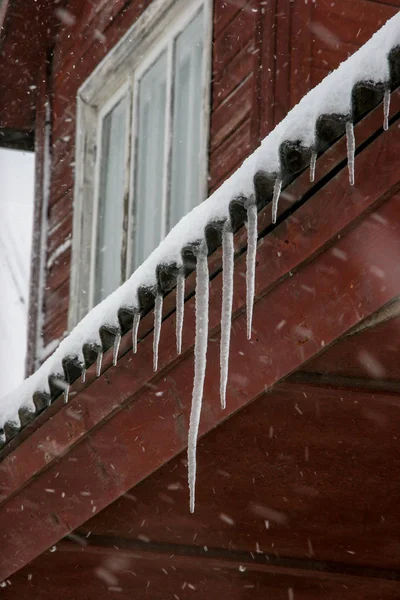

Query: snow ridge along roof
left=1, top=14, right=399, bottom=504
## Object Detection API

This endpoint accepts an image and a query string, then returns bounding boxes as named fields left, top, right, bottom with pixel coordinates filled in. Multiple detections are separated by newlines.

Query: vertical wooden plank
left=274, top=0, right=292, bottom=126
left=250, top=0, right=263, bottom=147
left=290, top=0, right=313, bottom=108
left=26, top=46, right=54, bottom=375
left=258, top=0, right=277, bottom=139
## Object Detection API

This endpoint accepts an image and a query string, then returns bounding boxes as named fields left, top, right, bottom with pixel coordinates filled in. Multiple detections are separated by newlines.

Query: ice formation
left=246, top=203, right=258, bottom=340
left=188, top=247, right=209, bottom=513
left=153, top=295, right=163, bottom=372
left=220, top=225, right=234, bottom=410
left=176, top=273, right=185, bottom=355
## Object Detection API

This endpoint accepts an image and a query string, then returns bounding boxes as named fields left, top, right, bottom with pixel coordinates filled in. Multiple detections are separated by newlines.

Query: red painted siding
left=30, top=0, right=398, bottom=369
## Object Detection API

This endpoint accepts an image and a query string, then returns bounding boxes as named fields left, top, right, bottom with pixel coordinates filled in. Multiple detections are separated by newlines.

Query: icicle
left=383, top=87, right=390, bottom=131
left=113, top=333, right=121, bottom=367
left=153, top=294, right=163, bottom=372
left=81, top=366, right=86, bottom=383
left=310, top=151, right=317, bottom=183
left=246, top=203, right=257, bottom=340
left=63, top=383, right=70, bottom=404
left=176, top=273, right=185, bottom=355
left=346, top=121, right=355, bottom=186
left=272, top=177, right=282, bottom=224
left=96, top=351, right=103, bottom=377
left=188, top=247, right=209, bottom=513
left=220, top=225, right=234, bottom=410
left=132, top=312, right=140, bottom=354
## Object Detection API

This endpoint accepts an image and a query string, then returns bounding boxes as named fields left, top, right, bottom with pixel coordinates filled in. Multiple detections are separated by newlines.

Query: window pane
left=94, top=95, right=128, bottom=305
left=133, top=51, right=168, bottom=269
left=169, top=9, right=204, bottom=230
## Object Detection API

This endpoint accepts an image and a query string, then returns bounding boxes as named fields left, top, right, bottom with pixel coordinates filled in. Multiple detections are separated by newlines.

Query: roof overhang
left=0, top=87, right=399, bottom=581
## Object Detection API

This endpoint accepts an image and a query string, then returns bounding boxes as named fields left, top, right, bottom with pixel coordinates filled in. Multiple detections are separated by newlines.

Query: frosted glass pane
left=169, top=9, right=204, bottom=230
left=94, top=95, right=128, bottom=305
left=133, top=51, right=167, bottom=269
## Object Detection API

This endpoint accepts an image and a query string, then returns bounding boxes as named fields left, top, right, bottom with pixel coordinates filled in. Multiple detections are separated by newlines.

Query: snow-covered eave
left=0, top=13, right=399, bottom=454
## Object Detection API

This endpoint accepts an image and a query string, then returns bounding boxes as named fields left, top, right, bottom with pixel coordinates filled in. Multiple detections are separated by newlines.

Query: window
left=70, top=0, right=212, bottom=327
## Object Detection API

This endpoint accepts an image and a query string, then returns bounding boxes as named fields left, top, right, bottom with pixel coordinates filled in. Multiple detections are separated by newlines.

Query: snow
left=188, top=247, right=209, bottom=513
left=246, top=204, right=258, bottom=340
left=175, top=273, right=185, bottom=355
left=1, top=13, right=399, bottom=500
left=220, top=225, right=234, bottom=410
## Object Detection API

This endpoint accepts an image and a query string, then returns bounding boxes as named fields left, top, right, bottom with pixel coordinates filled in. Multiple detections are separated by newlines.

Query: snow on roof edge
left=1, top=12, right=399, bottom=439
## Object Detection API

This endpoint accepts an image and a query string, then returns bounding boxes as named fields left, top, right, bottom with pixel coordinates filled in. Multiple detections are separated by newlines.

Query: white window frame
left=69, top=0, right=212, bottom=328
left=89, top=80, right=132, bottom=310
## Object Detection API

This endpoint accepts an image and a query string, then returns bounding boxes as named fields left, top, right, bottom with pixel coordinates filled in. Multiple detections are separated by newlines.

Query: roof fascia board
left=0, top=98, right=399, bottom=580
left=1, top=87, right=399, bottom=463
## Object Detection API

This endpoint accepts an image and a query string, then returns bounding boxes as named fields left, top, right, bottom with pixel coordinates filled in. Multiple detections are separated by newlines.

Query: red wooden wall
left=30, top=0, right=399, bottom=369
left=4, top=379, right=400, bottom=598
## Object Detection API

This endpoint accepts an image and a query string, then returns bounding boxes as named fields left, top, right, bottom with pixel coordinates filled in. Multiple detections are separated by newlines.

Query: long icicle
left=132, top=312, right=140, bottom=354
left=153, top=294, right=163, bottom=372
left=96, top=351, right=103, bottom=377
left=113, top=333, right=121, bottom=367
left=81, top=366, right=86, bottom=383
left=176, top=273, right=185, bottom=355
left=310, top=151, right=317, bottom=183
left=272, top=177, right=282, bottom=224
left=188, top=247, right=209, bottom=513
left=246, top=203, right=258, bottom=340
left=383, top=87, right=390, bottom=131
left=220, top=224, right=234, bottom=410
left=346, top=120, right=355, bottom=186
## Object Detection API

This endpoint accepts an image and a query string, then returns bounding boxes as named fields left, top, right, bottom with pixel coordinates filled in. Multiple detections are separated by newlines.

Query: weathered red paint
left=4, top=537, right=400, bottom=600
left=15, top=0, right=394, bottom=366
left=0, top=109, right=399, bottom=580
left=3, top=381, right=400, bottom=597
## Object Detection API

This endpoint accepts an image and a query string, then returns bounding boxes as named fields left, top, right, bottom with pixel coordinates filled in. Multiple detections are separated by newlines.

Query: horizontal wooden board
left=3, top=532, right=400, bottom=599
left=48, top=192, right=73, bottom=235
left=46, top=247, right=71, bottom=294
left=212, top=38, right=255, bottom=111
left=213, top=0, right=257, bottom=77
left=209, top=117, right=252, bottom=191
left=47, top=214, right=72, bottom=258
left=43, top=306, right=69, bottom=348
left=303, top=315, right=400, bottom=383
left=210, top=74, right=254, bottom=152
left=77, top=382, right=400, bottom=569
left=213, top=0, right=249, bottom=38
left=43, top=279, right=70, bottom=322
left=311, top=0, right=397, bottom=48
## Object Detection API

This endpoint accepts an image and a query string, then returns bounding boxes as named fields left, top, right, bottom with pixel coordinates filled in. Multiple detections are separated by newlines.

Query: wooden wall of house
left=33, top=0, right=398, bottom=368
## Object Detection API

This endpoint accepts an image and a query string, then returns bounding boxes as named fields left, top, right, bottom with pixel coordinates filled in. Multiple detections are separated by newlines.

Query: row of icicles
left=62, top=92, right=390, bottom=512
